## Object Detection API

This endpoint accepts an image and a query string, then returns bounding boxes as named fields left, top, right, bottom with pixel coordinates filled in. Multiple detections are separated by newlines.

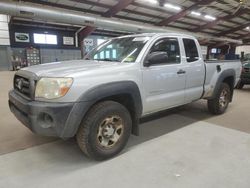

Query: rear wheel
left=236, top=81, right=244, bottom=89
left=76, top=101, right=132, bottom=161
left=207, top=83, right=231, bottom=115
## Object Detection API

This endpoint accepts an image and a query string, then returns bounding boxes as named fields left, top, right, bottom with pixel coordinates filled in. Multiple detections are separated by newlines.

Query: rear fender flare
left=209, top=69, right=236, bottom=101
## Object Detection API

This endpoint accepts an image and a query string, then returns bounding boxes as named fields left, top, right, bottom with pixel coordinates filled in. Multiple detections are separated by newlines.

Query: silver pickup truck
left=9, top=33, right=241, bottom=160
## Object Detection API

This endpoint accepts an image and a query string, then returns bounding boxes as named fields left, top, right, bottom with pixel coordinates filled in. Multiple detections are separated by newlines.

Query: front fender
left=78, top=81, right=142, bottom=110
left=61, top=81, right=143, bottom=137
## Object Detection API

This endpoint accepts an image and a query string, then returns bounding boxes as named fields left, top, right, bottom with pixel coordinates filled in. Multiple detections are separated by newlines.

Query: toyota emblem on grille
left=16, top=78, right=23, bottom=90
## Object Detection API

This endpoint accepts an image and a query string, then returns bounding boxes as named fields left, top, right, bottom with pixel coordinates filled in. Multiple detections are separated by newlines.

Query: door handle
left=177, top=69, right=186, bottom=74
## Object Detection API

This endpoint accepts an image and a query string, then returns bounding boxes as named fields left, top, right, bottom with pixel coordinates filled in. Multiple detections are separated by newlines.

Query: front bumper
left=240, top=75, right=250, bottom=84
left=8, top=90, right=90, bottom=138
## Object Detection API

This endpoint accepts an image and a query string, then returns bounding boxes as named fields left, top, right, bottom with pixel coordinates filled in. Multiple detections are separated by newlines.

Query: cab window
left=147, top=38, right=181, bottom=65
left=183, top=38, right=199, bottom=62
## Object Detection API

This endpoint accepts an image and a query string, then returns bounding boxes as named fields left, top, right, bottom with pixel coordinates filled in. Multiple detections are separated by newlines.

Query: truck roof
left=117, top=33, right=196, bottom=40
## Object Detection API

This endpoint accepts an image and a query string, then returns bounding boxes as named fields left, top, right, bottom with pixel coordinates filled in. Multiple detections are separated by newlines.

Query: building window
left=33, top=33, right=57, bottom=45
left=97, top=38, right=106, bottom=45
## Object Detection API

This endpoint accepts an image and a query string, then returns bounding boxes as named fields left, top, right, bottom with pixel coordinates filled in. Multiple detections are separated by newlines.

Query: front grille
left=14, top=75, right=32, bottom=99
left=244, top=67, right=250, bottom=73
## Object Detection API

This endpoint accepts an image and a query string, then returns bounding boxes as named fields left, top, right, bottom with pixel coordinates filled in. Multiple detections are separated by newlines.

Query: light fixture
left=191, top=11, right=201, bottom=16
left=144, top=0, right=158, bottom=4
left=164, top=3, right=182, bottom=11
left=246, top=26, right=250, bottom=30
left=204, top=15, right=216, bottom=20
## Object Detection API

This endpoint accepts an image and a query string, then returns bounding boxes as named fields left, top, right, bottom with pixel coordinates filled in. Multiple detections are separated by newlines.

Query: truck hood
left=243, top=62, right=250, bottom=68
left=22, top=60, right=134, bottom=77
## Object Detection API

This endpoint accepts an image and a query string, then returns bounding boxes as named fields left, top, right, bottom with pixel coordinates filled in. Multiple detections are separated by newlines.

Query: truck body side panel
left=203, top=61, right=241, bottom=99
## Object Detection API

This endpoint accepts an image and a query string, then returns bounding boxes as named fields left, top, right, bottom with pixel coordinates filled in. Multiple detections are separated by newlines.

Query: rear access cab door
left=181, top=38, right=206, bottom=103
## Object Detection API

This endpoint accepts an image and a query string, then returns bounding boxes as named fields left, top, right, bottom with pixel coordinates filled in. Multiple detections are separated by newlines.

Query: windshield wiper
left=95, top=58, right=119, bottom=62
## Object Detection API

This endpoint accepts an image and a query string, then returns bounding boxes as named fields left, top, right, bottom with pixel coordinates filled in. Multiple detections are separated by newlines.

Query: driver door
left=142, top=37, right=186, bottom=114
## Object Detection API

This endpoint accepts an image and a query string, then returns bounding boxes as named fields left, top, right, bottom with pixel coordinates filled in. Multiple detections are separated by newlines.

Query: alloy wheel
left=97, top=115, right=124, bottom=148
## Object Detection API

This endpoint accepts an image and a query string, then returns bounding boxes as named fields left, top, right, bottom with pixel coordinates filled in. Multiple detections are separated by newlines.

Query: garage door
left=0, top=46, right=9, bottom=71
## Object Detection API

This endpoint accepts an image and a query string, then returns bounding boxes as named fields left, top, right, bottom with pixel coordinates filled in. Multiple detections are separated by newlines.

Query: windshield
left=85, top=36, right=150, bottom=63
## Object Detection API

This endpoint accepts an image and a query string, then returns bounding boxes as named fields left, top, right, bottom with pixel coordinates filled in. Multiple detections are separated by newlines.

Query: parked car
left=236, top=53, right=250, bottom=89
left=8, top=33, right=242, bottom=160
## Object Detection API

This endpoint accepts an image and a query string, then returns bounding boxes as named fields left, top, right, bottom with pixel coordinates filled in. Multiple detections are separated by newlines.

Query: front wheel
left=76, top=101, right=132, bottom=161
left=207, top=83, right=231, bottom=115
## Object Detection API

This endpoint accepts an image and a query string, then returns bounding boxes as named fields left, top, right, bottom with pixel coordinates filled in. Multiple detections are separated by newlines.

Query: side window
left=183, top=38, right=199, bottom=62
left=148, top=38, right=181, bottom=64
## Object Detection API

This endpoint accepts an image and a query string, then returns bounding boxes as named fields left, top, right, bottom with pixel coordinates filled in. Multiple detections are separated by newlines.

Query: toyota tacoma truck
left=9, top=33, right=241, bottom=160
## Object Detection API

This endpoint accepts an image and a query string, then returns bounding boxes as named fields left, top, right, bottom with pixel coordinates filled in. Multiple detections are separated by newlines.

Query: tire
left=207, top=83, right=231, bottom=115
left=235, top=81, right=244, bottom=89
left=76, top=101, right=132, bottom=161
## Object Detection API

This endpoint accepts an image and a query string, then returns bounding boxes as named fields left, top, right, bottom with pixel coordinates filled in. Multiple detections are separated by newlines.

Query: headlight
left=35, top=77, right=73, bottom=99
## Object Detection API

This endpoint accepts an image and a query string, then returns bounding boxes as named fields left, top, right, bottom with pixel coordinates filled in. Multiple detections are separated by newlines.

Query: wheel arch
left=77, top=81, right=142, bottom=136
left=209, top=69, right=236, bottom=102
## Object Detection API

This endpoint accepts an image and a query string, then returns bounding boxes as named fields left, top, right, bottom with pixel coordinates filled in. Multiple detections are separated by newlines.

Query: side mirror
left=144, top=51, right=168, bottom=67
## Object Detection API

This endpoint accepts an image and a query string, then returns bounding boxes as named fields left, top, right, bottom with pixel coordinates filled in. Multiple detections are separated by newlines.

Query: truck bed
left=203, top=60, right=242, bottom=99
